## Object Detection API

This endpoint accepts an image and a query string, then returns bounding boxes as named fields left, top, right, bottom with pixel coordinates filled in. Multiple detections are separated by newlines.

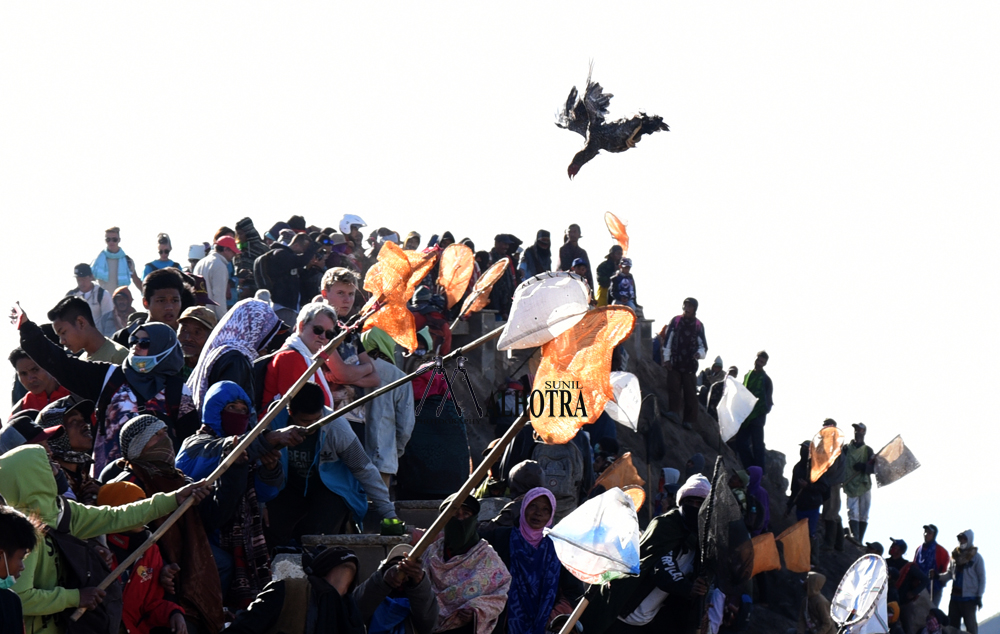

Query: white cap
left=339, top=214, right=367, bottom=234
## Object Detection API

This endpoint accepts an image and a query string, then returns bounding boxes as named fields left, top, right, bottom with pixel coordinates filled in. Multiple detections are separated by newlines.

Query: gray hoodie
left=939, top=530, right=986, bottom=599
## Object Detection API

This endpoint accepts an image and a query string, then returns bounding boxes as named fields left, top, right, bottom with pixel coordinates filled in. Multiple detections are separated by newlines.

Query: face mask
left=680, top=503, right=700, bottom=530
left=130, top=340, right=179, bottom=374
left=220, top=410, right=250, bottom=436
left=443, top=513, right=478, bottom=556
left=0, top=552, right=15, bottom=590
left=140, top=434, right=176, bottom=465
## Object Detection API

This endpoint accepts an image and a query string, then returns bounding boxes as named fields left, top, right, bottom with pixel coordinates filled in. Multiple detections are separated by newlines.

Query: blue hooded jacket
left=176, top=381, right=285, bottom=501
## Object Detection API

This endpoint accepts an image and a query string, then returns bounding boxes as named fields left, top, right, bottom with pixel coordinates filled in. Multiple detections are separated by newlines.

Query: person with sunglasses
left=91, top=226, right=143, bottom=294
left=143, top=232, right=182, bottom=280
left=13, top=306, right=200, bottom=476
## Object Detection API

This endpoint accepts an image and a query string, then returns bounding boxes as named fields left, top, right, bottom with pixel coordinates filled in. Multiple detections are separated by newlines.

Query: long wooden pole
left=557, top=597, right=589, bottom=634
left=70, top=321, right=359, bottom=622
left=303, top=324, right=504, bottom=434
left=409, top=411, right=529, bottom=560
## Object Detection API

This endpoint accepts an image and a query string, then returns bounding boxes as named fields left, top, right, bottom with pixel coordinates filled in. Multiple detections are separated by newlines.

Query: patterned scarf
left=428, top=536, right=511, bottom=634
left=218, top=466, right=271, bottom=608
left=187, top=299, right=281, bottom=409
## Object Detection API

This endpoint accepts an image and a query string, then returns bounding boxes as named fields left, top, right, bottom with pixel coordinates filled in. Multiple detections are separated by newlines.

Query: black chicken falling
left=556, top=66, right=669, bottom=179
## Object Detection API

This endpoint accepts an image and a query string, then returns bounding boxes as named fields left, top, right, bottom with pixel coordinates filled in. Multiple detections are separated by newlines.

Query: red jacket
left=14, top=386, right=71, bottom=413
left=262, top=349, right=334, bottom=408
left=107, top=535, right=184, bottom=634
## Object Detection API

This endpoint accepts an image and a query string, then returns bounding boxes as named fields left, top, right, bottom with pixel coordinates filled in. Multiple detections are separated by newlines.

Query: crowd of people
left=0, top=215, right=985, bottom=634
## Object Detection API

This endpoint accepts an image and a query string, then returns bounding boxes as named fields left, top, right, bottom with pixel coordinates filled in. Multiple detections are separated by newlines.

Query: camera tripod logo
left=414, top=356, right=483, bottom=418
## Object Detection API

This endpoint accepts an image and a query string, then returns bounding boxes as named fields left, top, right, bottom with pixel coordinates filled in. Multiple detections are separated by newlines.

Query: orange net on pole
left=403, top=250, right=438, bottom=302
left=810, top=426, right=845, bottom=483
left=531, top=306, right=635, bottom=444
left=604, top=211, right=629, bottom=257
left=777, top=519, right=811, bottom=573
left=592, top=452, right=645, bottom=493
left=363, top=241, right=417, bottom=353
left=751, top=533, right=781, bottom=576
left=456, top=257, right=509, bottom=320
left=438, top=244, right=475, bottom=308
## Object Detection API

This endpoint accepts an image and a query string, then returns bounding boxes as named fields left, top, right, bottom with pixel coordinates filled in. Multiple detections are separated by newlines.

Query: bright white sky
left=3, top=3, right=998, bottom=613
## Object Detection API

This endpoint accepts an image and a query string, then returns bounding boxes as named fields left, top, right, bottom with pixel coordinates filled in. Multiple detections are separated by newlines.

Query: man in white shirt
left=68, top=263, right=115, bottom=336
left=194, top=235, right=238, bottom=319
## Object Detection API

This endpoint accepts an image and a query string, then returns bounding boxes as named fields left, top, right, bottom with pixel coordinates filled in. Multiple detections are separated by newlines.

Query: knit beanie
left=97, top=481, right=147, bottom=507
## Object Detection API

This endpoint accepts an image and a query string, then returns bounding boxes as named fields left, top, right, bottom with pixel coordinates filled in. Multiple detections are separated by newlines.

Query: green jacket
left=841, top=441, right=874, bottom=498
left=0, top=445, right=178, bottom=634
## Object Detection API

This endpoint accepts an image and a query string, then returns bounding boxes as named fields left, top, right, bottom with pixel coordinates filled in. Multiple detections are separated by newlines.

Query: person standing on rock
left=915, top=524, right=951, bottom=608
left=730, top=351, right=772, bottom=470
left=661, top=298, right=708, bottom=430
left=819, top=419, right=846, bottom=553
left=843, top=423, right=875, bottom=545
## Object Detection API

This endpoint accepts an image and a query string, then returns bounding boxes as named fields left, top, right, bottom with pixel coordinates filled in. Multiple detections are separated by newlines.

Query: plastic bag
left=716, top=375, right=758, bottom=442
left=546, top=487, right=641, bottom=584
left=604, top=371, right=641, bottom=430
left=497, top=272, right=592, bottom=351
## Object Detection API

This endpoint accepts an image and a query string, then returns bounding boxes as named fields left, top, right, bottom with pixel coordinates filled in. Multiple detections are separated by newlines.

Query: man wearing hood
left=796, top=571, right=836, bottom=634
left=582, top=474, right=711, bottom=634
left=939, top=530, right=986, bottom=633
left=0, top=445, right=209, bottom=634
left=697, top=357, right=726, bottom=406
left=228, top=546, right=367, bottom=634
left=518, top=230, right=552, bottom=279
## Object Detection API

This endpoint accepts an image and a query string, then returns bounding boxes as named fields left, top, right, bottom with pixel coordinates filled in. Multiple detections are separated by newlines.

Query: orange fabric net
left=810, top=426, right=845, bottom=483
left=362, top=241, right=417, bottom=353
left=438, top=244, right=475, bottom=308
left=531, top=306, right=636, bottom=444
left=403, top=250, right=438, bottom=302
left=593, top=452, right=645, bottom=493
left=776, top=519, right=811, bottom=573
left=621, top=484, right=646, bottom=510
left=751, top=533, right=781, bottom=576
left=456, top=257, right=509, bottom=319
left=604, top=211, right=629, bottom=257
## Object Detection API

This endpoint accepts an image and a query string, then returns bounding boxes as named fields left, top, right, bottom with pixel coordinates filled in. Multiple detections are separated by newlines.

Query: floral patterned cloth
left=427, top=535, right=511, bottom=634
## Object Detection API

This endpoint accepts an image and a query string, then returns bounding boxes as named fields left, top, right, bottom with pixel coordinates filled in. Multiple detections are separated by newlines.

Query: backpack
left=66, top=286, right=106, bottom=303
left=532, top=440, right=583, bottom=502
left=48, top=498, right=124, bottom=634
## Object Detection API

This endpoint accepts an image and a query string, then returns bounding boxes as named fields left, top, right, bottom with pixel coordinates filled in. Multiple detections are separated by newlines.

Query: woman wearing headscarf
left=425, top=495, right=511, bottom=634
left=15, top=310, right=199, bottom=475
left=176, top=381, right=290, bottom=608
left=187, top=298, right=282, bottom=410
left=483, top=488, right=564, bottom=634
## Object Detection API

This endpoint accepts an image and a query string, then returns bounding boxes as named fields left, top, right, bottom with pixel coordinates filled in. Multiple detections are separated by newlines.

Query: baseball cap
left=178, top=306, right=219, bottom=331
left=215, top=236, right=239, bottom=253
left=186, top=274, right=219, bottom=307
left=852, top=422, right=867, bottom=432
left=865, top=541, right=885, bottom=555
left=385, top=543, right=413, bottom=564
left=923, top=524, right=938, bottom=536
left=823, top=418, right=837, bottom=427
left=74, top=263, right=93, bottom=277
left=187, top=244, right=207, bottom=260
left=571, top=257, right=587, bottom=268
left=305, top=546, right=360, bottom=578
left=37, top=397, right=95, bottom=429
left=0, top=410, right=64, bottom=454
left=620, top=257, right=633, bottom=267
left=890, top=537, right=907, bottom=553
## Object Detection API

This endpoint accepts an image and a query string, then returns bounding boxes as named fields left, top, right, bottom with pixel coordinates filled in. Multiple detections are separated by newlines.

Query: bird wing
left=556, top=86, right=590, bottom=138
left=596, top=113, right=669, bottom=153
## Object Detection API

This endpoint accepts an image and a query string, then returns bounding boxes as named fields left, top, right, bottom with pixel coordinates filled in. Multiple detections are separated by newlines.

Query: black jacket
left=254, top=243, right=311, bottom=309
left=229, top=577, right=366, bottom=634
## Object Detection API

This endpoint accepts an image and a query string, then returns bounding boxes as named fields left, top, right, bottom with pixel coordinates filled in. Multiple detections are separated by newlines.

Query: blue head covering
left=202, top=381, right=256, bottom=438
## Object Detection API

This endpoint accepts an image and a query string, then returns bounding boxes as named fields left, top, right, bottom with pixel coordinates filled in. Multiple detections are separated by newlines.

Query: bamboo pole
left=408, top=411, right=530, bottom=560
left=557, top=597, right=589, bottom=634
left=70, top=320, right=360, bottom=622
left=303, top=324, right=504, bottom=434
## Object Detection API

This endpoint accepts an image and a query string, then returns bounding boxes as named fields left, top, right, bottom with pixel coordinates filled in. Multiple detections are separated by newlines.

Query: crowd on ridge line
left=0, top=213, right=983, bottom=634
